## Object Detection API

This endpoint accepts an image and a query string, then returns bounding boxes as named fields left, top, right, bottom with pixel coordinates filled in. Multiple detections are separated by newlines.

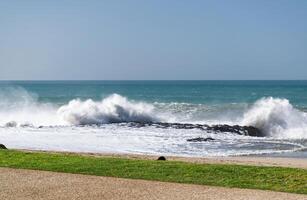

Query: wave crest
left=0, top=87, right=306, bottom=139
left=242, top=97, right=307, bottom=138
left=57, top=94, right=158, bottom=125
left=0, top=87, right=62, bottom=126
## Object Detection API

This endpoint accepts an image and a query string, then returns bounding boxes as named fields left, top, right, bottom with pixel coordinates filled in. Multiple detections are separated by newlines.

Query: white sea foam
left=242, top=97, right=307, bottom=139
left=57, top=94, right=159, bottom=125
left=0, top=87, right=306, bottom=140
left=0, top=88, right=306, bottom=156
left=0, top=87, right=64, bottom=126
left=0, top=125, right=305, bottom=156
left=0, top=89, right=160, bottom=126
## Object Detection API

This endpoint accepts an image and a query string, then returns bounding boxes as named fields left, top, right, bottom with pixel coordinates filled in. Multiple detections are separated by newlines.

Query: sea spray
left=57, top=94, right=159, bottom=125
left=0, top=87, right=63, bottom=126
left=0, top=87, right=307, bottom=140
left=0, top=83, right=307, bottom=156
left=242, top=97, right=307, bottom=138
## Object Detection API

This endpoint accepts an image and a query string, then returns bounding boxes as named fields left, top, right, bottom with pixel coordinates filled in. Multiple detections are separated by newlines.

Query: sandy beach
left=0, top=167, right=306, bottom=200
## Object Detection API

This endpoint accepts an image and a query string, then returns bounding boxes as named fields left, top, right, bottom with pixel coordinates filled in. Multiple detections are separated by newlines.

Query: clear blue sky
left=0, top=0, right=306, bottom=80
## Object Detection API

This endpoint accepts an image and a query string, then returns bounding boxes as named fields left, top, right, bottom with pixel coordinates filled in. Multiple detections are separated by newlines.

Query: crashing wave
left=242, top=97, right=307, bottom=138
left=0, top=87, right=306, bottom=139
left=0, top=87, right=63, bottom=127
left=57, top=94, right=159, bottom=125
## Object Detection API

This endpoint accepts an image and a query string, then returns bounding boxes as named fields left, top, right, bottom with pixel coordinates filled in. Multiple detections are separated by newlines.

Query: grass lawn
left=0, top=149, right=306, bottom=194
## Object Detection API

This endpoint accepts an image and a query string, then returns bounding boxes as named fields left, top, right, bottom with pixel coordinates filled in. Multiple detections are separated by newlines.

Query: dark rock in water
left=187, top=137, right=215, bottom=142
left=207, top=124, right=264, bottom=137
left=0, top=144, right=7, bottom=149
left=242, top=126, right=264, bottom=137
left=157, top=156, right=166, bottom=161
left=126, top=122, right=264, bottom=137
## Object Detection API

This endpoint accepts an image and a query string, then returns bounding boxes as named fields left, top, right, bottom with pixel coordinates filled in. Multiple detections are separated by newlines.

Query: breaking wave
left=242, top=97, right=307, bottom=139
left=0, top=87, right=63, bottom=126
left=57, top=94, right=159, bottom=125
left=0, top=87, right=306, bottom=139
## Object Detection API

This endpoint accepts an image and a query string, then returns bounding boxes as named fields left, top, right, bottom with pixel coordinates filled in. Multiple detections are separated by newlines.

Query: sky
left=0, top=0, right=307, bottom=80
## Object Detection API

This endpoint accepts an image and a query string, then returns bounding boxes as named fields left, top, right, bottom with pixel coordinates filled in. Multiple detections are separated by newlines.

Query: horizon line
left=0, top=79, right=307, bottom=82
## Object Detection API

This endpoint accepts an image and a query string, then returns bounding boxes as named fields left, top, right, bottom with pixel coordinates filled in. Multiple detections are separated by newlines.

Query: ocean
left=0, top=80, right=306, bottom=157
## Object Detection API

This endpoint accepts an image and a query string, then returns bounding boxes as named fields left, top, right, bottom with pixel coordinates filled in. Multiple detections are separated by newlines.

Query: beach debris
left=157, top=156, right=166, bottom=161
left=187, top=137, right=215, bottom=142
left=0, top=144, right=7, bottom=149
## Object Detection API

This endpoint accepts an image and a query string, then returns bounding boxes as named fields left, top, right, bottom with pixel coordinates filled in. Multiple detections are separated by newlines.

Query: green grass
left=0, top=150, right=306, bottom=194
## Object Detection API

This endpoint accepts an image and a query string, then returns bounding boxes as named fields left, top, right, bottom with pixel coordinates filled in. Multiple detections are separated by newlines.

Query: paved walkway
left=0, top=168, right=305, bottom=200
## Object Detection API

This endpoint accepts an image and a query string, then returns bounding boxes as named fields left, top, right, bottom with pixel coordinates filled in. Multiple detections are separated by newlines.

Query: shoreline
left=18, top=149, right=307, bottom=169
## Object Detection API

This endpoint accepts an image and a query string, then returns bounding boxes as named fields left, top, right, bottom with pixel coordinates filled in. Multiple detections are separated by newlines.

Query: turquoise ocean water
left=1, top=80, right=307, bottom=106
left=0, top=81, right=306, bottom=157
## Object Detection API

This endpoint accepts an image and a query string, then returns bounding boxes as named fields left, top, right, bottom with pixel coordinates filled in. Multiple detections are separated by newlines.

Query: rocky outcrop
left=126, top=122, right=263, bottom=137
left=206, top=125, right=263, bottom=137
left=187, top=137, right=215, bottom=142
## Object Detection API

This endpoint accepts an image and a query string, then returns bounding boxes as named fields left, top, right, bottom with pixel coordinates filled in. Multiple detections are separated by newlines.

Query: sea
left=0, top=80, right=306, bottom=157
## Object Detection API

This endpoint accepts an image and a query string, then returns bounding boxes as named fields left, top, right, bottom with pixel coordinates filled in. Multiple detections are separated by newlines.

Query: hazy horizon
left=1, top=79, right=307, bottom=81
